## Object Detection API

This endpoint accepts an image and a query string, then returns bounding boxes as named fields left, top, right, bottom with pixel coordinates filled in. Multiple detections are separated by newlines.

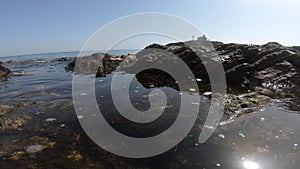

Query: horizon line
left=0, top=49, right=142, bottom=58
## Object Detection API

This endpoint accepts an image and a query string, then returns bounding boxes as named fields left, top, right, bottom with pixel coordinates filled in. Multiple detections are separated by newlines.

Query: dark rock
left=240, top=103, right=248, bottom=108
left=0, top=62, right=13, bottom=78
left=65, top=53, right=136, bottom=77
left=65, top=40, right=300, bottom=103
left=65, top=59, right=76, bottom=71
left=145, top=43, right=167, bottom=50
left=253, top=49, right=296, bottom=71
left=221, top=93, right=271, bottom=122
left=57, top=57, right=74, bottom=62
left=292, top=46, right=300, bottom=52
left=134, top=41, right=300, bottom=101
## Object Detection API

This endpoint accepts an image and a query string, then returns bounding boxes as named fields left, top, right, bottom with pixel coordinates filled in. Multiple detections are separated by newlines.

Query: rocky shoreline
left=1, top=40, right=300, bottom=130
left=64, top=40, right=300, bottom=120
left=65, top=41, right=300, bottom=93
left=0, top=41, right=300, bottom=168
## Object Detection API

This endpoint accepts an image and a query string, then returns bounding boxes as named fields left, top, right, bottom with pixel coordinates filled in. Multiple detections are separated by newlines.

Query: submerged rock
left=23, top=136, right=56, bottom=154
left=26, top=144, right=44, bottom=153
left=0, top=105, right=13, bottom=116
left=45, top=118, right=57, bottom=122
left=0, top=116, right=30, bottom=131
left=222, top=92, right=271, bottom=119
left=67, top=151, right=83, bottom=161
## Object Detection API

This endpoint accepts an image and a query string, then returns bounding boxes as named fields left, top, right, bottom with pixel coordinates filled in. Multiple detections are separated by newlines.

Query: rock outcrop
left=65, top=40, right=300, bottom=101
left=135, top=41, right=300, bottom=95
left=0, top=61, right=13, bottom=79
left=65, top=53, right=136, bottom=77
left=64, top=40, right=300, bottom=119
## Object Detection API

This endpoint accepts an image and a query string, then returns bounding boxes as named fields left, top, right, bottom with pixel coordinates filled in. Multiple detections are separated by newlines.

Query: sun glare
left=243, top=160, right=260, bottom=169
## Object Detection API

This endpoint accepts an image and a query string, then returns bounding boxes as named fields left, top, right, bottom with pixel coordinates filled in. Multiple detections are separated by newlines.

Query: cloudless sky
left=0, top=0, right=299, bottom=57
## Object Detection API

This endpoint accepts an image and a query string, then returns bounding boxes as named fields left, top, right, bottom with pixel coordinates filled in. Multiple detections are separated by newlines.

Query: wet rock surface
left=0, top=105, right=13, bottom=116
left=221, top=93, right=271, bottom=123
left=65, top=53, right=135, bottom=77
left=0, top=62, right=13, bottom=79
left=65, top=41, right=300, bottom=93
left=65, top=40, right=300, bottom=117
left=0, top=102, right=44, bottom=131
left=134, top=41, right=300, bottom=93
left=0, top=116, right=31, bottom=130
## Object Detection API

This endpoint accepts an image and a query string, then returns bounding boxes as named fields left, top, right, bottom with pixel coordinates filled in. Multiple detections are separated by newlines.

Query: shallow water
left=0, top=59, right=300, bottom=169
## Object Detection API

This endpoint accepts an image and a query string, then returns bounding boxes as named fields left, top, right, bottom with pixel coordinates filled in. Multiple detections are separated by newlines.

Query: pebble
left=218, top=134, right=225, bottom=139
left=77, top=115, right=84, bottom=119
left=26, top=144, right=44, bottom=153
left=294, top=144, right=298, bottom=149
left=189, top=88, right=196, bottom=92
left=8, top=155, right=19, bottom=161
left=238, top=133, right=246, bottom=138
left=46, top=118, right=56, bottom=122
left=203, top=91, right=212, bottom=96
left=35, top=112, right=46, bottom=115
left=260, top=108, right=266, bottom=112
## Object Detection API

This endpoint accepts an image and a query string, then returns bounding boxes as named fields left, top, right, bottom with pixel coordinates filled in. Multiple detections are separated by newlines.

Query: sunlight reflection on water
left=243, top=160, right=260, bottom=169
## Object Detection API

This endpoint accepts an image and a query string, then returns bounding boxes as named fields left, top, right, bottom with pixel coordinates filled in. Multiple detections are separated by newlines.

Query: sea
left=0, top=50, right=139, bottom=62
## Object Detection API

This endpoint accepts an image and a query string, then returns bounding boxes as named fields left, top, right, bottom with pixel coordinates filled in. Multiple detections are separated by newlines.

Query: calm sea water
left=0, top=51, right=299, bottom=169
left=0, top=50, right=139, bottom=62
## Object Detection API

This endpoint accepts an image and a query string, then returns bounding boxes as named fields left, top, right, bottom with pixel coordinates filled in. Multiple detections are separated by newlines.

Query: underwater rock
left=222, top=92, right=271, bottom=121
left=67, top=151, right=83, bottom=161
left=0, top=116, right=31, bottom=131
left=26, top=144, right=44, bottom=153
left=0, top=105, right=13, bottom=116
left=23, top=136, right=56, bottom=154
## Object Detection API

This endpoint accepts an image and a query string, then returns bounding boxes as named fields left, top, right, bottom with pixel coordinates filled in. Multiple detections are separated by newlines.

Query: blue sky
left=0, top=0, right=299, bottom=57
